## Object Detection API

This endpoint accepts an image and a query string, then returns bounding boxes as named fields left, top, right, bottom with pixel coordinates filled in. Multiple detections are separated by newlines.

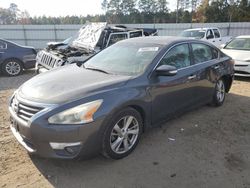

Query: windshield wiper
left=84, top=66, right=110, bottom=74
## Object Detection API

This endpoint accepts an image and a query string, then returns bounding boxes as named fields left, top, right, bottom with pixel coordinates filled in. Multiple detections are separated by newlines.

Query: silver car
left=221, top=35, right=250, bottom=77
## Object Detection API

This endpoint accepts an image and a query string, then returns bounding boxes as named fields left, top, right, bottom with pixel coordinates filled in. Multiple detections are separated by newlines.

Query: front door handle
left=188, top=75, right=196, bottom=80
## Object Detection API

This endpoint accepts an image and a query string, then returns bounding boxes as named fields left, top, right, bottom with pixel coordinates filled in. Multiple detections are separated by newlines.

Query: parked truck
left=180, top=27, right=232, bottom=47
left=36, top=22, right=157, bottom=73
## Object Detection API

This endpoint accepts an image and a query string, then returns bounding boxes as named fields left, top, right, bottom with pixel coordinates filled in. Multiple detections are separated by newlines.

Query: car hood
left=18, top=64, right=131, bottom=104
left=221, top=49, right=250, bottom=62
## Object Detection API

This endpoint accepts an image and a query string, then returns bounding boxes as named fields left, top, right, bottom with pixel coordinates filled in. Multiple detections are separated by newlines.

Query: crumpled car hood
left=72, top=22, right=107, bottom=52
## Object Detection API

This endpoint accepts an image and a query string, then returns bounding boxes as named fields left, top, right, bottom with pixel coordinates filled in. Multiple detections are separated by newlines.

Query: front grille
left=235, top=70, right=250, bottom=75
left=11, top=96, right=44, bottom=122
left=39, top=51, right=60, bottom=68
left=235, top=64, right=248, bottom=67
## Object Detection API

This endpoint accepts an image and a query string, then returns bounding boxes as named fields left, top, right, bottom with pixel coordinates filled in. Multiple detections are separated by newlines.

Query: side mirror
left=156, top=65, right=177, bottom=76
left=220, top=44, right=226, bottom=49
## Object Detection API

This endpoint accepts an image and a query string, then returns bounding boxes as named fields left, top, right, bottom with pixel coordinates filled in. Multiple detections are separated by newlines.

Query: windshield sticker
left=138, top=47, right=159, bottom=52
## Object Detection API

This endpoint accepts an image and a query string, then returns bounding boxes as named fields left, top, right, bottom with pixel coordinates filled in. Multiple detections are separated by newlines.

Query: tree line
left=0, top=0, right=250, bottom=25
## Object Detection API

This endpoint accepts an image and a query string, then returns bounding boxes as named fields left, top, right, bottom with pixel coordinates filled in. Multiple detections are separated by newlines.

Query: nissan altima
left=9, top=37, right=234, bottom=160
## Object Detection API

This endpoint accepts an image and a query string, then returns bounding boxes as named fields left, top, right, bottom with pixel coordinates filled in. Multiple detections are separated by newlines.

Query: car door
left=206, top=29, right=215, bottom=45
left=212, top=29, right=222, bottom=46
left=149, top=43, right=200, bottom=125
left=190, top=42, right=220, bottom=104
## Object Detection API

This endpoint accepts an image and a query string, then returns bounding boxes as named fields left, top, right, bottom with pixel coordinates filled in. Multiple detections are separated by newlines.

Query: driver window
left=206, top=29, right=214, bottom=39
left=159, top=44, right=191, bottom=69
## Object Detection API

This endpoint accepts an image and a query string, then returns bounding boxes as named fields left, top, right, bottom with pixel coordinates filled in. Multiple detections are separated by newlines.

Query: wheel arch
left=1, top=57, right=24, bottom=69
left=1, top=57, right=24, bottom=76
left=127, top=105, right=147, bottom=132
left=220, top=74, right=233, bottom=93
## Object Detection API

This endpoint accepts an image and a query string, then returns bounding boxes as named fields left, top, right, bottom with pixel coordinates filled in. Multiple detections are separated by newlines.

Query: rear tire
left=102, top=107, right=143, bottom=160
left=212, top=79, right=226, bottom=106
left=2, top=59, right=23, bottom=76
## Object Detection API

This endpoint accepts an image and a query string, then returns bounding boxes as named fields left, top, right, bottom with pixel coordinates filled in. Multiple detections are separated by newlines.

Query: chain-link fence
left=0, top=22, right=250, bottom=49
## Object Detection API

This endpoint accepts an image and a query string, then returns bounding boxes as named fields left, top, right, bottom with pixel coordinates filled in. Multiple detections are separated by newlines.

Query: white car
left=180, top=27, right=232, bottom=47
left=221, top=35, right=250, bottom=77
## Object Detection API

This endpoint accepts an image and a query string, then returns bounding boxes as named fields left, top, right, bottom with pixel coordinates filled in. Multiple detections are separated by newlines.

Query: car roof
left=236, top=35, right=250, bottom=39
left=119, top=36, right=195, bottom=46
left=184, top=27, right=219, bottom=31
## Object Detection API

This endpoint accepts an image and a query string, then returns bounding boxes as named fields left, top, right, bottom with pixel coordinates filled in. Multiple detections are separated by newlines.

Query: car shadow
left=30, top=92, right=250, bottom=188
left=234, top=76, right=250, bottom=82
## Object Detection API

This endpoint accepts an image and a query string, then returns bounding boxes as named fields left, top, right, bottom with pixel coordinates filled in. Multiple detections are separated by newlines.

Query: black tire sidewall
left=102, top=107, right=143, bottom=160
left=2, top=59, right=23, bottom=76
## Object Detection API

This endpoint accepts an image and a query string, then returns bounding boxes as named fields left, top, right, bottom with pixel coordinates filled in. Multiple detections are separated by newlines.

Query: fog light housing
left=50, top=142, right=82, bottom=157
left=49, top=142, right=81, bottom=150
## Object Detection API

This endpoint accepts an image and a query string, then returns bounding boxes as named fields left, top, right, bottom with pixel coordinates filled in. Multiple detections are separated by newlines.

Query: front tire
left=2, top=59, right=23, bottom=76
left=212, top=79, right=226, bottom=106
left=102, top=107, right=143, bottom=160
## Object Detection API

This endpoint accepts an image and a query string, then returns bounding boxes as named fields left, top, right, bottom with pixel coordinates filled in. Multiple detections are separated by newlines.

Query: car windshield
left=180, top=30, right=205, bottom=39
left=225, top=38, right=250, bottom=51
left=84, top=42, right=162, bottom=76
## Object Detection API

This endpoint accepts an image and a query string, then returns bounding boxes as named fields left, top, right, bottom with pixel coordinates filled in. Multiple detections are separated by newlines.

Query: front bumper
left=9, top=96, right=105, bottom=159
left=23, top=54, right=36, bottom=69
left=234, top=62, right=250, bottom=77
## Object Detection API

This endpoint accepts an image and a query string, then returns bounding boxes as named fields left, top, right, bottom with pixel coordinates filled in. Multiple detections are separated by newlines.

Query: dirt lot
left=0, top=70, right=250, bottom=188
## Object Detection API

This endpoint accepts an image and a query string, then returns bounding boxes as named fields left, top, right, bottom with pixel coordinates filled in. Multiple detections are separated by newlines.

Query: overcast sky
left=0, top=0, right=176, bottom=17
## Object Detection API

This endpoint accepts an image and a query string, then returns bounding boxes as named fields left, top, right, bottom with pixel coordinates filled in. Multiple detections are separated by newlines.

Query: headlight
left=36, top=51, right=43, bottom=59
left=48, top=100, right=103, bottom=124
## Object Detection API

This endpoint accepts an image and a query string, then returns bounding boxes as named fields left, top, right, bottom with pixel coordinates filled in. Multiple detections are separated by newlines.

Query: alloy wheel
left=110, top=115, right=139, bottom=154
left=216, top=80, right=225, bottom=103
left=5, top=61, right=21, bottom=76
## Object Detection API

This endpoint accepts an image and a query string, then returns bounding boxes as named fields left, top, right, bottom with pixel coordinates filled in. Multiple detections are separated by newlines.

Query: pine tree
left=138, top=0, right=157, bottom=13
left=121, top=0, right=136, bottom=15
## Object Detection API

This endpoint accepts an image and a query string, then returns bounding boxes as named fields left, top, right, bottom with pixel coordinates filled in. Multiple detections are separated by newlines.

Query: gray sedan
left=9, top=37, right=234, bottom=160
left=0, top=38, right=37, bottom=76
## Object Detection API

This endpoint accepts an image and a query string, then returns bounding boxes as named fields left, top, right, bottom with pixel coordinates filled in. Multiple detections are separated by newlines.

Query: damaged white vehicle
left=36, top=22, right=157, bottom=73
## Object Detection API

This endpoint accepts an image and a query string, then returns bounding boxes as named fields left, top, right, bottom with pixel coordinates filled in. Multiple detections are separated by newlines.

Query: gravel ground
left=0, top=70, right=250, bottom=188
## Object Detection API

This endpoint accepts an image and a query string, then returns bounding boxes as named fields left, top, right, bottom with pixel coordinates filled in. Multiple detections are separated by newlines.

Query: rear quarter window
left=213, top=29, right=220, bottom=38
left=191, top=43, right=215, bottom=64
left=0, top=41, right=7, bottom=49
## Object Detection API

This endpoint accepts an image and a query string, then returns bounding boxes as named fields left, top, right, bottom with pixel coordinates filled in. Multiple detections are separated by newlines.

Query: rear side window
left=107, top=33, right=128, bottom=47
left=213, top=29, right=220, bottom=38
left=0, top=41, right=7, bottom=49
left=206, top=29, right=214, bottom=39
left=191, top=43, right=214, bottom=64
left=129, top=31, right=143, bottom=38
left=159, top=44, right=191, bottom=69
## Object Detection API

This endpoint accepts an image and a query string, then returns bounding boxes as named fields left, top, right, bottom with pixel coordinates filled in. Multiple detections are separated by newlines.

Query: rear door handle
left=213, top=65, right=220, bottom=69
left=188, top=75, right=196, bottom=80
